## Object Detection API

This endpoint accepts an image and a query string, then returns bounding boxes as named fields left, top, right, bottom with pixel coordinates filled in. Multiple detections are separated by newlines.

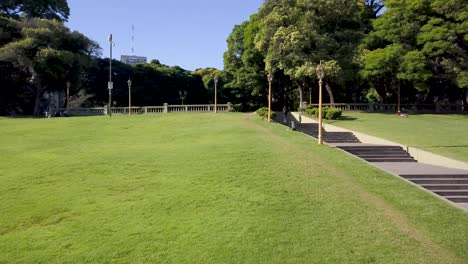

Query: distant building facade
left=120, top=55, right=147, bottom=65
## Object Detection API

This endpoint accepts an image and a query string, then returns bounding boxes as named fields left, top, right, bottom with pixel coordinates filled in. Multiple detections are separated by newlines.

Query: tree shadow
left=424, top=145, right=468, bottom=149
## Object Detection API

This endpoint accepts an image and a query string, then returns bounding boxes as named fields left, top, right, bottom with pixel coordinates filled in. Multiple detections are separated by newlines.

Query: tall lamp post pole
left=127, top=79, right=132, bottom=115
left=316, top=62, right=325, bottom=145
left=267, top=73, right=273, bottom=122
left=66, top=81, right=71, bottom=112
left=108, top=34, right=113, bottom=117
left=214, top=76, right=219, bottom=113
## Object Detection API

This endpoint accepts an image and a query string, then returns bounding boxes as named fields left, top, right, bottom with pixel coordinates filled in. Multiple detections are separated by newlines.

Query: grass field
left=1, top=113, right=467, bottom=263
left=327, top=112, right=468, bottom=162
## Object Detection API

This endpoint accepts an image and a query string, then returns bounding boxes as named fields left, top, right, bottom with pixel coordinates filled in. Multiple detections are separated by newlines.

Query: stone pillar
left=144, top=107, right=148, bottom=114
left=103, top=106, right=108, bottom=115
left=435, top=102, right=441, bottom=113
left=164, top=103, right=168, bottom=113
left=227, top=102, right=233, bottom=112
left=368, top=102, right=374, bottom=112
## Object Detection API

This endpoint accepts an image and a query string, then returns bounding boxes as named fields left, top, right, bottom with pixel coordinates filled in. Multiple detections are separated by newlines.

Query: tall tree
left=254, top=0, right=366, bottom=105
left=0, top=0, right=70, bottom=21
left=223, top=15, right=268, bottom=110
left=0, top=17, right=99, bottom=115
left=361, top=0, right=468, bottom=104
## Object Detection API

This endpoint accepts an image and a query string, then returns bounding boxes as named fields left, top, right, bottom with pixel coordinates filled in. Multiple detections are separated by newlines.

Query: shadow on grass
left=326, top=116, right=358, bottom=124
left=346, top=111, right=468, bottom=117
left=424, top=145, right=468, bottom=149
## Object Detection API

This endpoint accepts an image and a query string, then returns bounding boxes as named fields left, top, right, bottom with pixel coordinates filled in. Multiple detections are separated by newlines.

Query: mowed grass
left=0, top=113, right=467, bottom=263
left=327, top=112, right=468, bottom=162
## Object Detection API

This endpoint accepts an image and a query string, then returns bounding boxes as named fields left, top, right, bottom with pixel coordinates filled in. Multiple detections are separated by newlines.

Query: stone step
left=326, top=140, right=361, bottom=143
left=324, top=139, right=359, bottom=143
left=433, top=190, right=468, bottom=196
left=364, top=157, right=417, bottom=162
left=401, top=174, right=468, bottom=179
left=410, top=179, right=468, bottom=185
left=325, top=137, right=358, bottom=139
left=359, top=154, right=413, bottom=158
left=421, top=184, right=468, bottom=190
left=343, top=149, right=408, bottom=153
left=445, top=196, right=468, bottom=203
left=340, top=146, right=404, bottom=150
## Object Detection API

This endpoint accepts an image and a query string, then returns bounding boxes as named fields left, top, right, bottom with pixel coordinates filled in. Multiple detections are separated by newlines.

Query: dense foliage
left=304, top=107, right=343, bottom=120
left=223, top=0, right=468, bottom=110
left=1, top=0, right=467, bottom=115
left=0, top=1, right=211, bottom=115
left=256, top=106, right=276, bottom=120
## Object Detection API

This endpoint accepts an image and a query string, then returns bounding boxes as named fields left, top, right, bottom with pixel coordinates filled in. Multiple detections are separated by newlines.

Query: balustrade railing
left=308, top=103, right=465, bottom=113
left=59, top=104, right=231, bottom=116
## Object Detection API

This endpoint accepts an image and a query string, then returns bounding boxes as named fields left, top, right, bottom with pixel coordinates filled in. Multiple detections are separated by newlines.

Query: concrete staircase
left=401, top=174, right=468, bottom=203
left=295, top=123, right=361, bottom=143
left=274, top=112, right=468, bottom=210
left=338, top=145, right=417, bottom=163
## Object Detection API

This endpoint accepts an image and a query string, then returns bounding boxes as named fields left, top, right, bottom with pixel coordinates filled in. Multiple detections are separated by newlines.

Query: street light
left=108, top=34, right=114, bottom=117
left=179, top=90, right=187, bottom=105
left=267, top=73, right=273, bottom=122
left=316, top=62, right=325, bottom=145
left=214, top=76, right=219, bottom=113
left=66, top=81, right=71, bottom=112
left=127, top=78, right=132, bottom=115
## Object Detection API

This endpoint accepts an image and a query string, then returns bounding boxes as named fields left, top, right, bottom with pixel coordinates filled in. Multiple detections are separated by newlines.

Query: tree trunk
left=33, top=85, right=45, bottom=117
left=325, top=82, right=335, bottom=106
left=309, top=85, right=313, bottom=106
left=299, top=88, right=303, bottom=109
left=30, top=69, right=45, bottom=117
left=296, top=80, right=304, bottom=110
left=465, top=89, right=468, bottom=104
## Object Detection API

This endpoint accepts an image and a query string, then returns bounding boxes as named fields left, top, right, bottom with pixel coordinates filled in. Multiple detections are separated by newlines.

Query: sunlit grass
left=0, top=114, right=467, bottom=263
left=327, top=112, right=468, bottom=162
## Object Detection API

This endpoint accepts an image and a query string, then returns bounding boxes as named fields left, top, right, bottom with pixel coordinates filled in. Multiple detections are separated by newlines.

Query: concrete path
left=280, top=112, right=468, bottom=211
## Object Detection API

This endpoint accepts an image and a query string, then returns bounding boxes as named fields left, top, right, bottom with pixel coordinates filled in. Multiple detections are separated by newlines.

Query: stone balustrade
left=58, top=104, right=232, bottom=116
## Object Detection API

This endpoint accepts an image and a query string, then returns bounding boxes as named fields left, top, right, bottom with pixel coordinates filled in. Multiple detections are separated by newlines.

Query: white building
left=120, top=55, right=147, bottom=65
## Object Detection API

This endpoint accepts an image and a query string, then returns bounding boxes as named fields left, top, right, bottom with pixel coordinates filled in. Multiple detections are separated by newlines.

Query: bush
left=304, top=107, right=317, bottom=116
left=304, top=107, right=342, bottom=120
left=325, top=108, right=342, bottom=120
left=233, top=104, right=243, bottom=112
left=256, top=107, right=276, bottom=120
left=233, top=103, right=258, bottom=112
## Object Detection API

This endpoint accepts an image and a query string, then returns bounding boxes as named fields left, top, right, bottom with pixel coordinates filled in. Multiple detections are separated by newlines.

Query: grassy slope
left=0, top=114, right=467, bottom=263
left=327, top=112, right=468, bottom=163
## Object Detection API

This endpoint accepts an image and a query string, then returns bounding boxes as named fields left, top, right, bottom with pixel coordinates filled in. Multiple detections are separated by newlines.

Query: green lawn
left=327, top=112, right=468, bottom=163
left=0, top=114, right=467, bottom=263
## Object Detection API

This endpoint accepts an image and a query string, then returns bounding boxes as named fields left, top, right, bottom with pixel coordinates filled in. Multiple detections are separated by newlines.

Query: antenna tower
left=131, top=24, right=135, bottom=55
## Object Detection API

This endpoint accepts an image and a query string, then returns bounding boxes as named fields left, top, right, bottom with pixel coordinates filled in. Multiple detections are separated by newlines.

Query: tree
left=254, top=0, right=366, bottom=105
left=361, top=0, right=468, bottom=104
left=0, top=17, right=99, bottom=115
left=223, top=15, right=268, bottom=110
left=0, top=0, right=70, bottom=21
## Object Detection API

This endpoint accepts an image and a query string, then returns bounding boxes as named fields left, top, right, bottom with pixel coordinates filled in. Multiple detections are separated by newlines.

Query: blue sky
left=66, top=0, right=264, bottom=71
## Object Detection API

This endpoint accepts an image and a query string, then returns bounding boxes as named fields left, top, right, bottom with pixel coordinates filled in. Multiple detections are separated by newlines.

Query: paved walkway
left=279, top=113, right=468, bottom=211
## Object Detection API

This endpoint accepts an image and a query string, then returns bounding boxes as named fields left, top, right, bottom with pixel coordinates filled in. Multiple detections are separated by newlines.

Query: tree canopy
left=0, top=0, right=70, bottom=21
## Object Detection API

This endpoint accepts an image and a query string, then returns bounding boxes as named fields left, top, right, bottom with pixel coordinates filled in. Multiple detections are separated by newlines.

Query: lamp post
left=267, top=73, right=273, bottom=122
left=214, top=76, right=219, bottom=113
left=108, top=34, right=113, bottom=117
left=66, top=81, right=71, bottom=112
left=127, top=79, right=132, bottom=115
left=316, top=62, right=325, bottom=145
left=179, top=90, right=187, bottom=105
